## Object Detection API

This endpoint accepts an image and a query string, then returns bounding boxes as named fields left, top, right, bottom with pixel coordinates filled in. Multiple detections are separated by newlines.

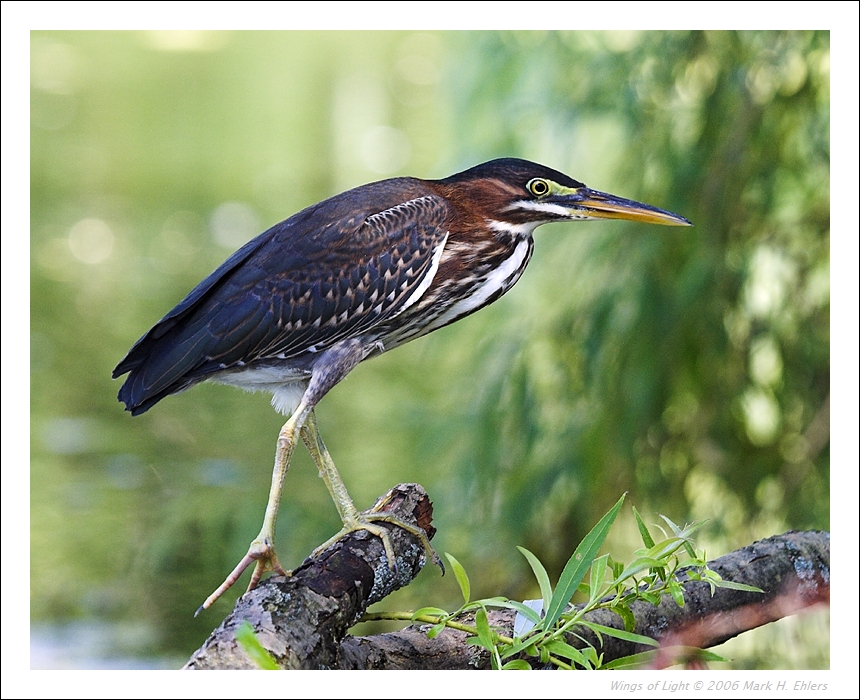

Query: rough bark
left=183, top=487, right=829, bottom=670
left=184, top=483, right=437, bottom=669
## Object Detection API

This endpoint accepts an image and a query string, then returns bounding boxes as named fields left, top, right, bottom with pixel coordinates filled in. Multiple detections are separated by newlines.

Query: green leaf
left=472, top=596, right=512, bottom=606
left=445, top=552, right=471, bottom=604
left=643, top=537, right=687, bottom=561
left=612, top=556, right=667, bottom=583
left=696, top=567, right=722, bottom=594
left=545, top=640, right=591, bottom=669
left=473, top=607, right=503, bottom=669
left=542, top=494, right=625, bottom=631
left=458, top=601, right=484, bottom=614
left=659, top=515, right=701, bottom=558
left=484, top=599, right=542, bottom=623
left=501, top=659, right=532, bottom=670
left=427, top=623, right=446, bottom=639
left=500, top=634, right=544, bottom=659
left=588, top=554, right=609, bottom=604
left=668, top=579, right=686, bottom=607
left=539, top=644, right=550, bottom=664
left=659, top=514, right=683, bottom=535
left=581, top=645, right=599, bottom=668
left=580, top=621, right=659, bottom=647
left=517, top=546, right=553, bottom=613
left=600, top=650, right=656, bottom=669
left=710, top=579, right=764, bottom=593
left=611, top=603, right=636, bottom=632
left=633, top=506, right=655, bottom=548
left=234, top=621, right=279, bottom=670
left=474, top=607, right=494, bottom=650
left=639, top=591, right=663, bottom=606
left=412, top=606, right=448, bottom=619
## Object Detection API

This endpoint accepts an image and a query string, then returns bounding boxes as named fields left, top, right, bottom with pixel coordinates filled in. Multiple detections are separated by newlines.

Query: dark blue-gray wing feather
left=114, top=186, right=449, bottom=415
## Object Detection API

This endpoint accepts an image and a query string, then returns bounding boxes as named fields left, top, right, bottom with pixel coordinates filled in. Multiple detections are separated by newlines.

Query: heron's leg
left=300, top=411, right=442, bottom=572
left=197, top=400, right=311, bottom=615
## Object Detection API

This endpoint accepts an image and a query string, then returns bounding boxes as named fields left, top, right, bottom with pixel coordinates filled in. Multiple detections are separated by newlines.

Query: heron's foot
left=195, top=537, right=289, bottom=616
left=311, top=510, right=444, bottom=575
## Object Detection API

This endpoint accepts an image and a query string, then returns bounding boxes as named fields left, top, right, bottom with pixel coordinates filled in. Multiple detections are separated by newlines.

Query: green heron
left=113, top=158, right=691, bottom=612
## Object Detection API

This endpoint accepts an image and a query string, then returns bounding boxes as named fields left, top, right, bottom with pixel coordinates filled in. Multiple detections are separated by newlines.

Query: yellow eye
left=527, top=178, right=550, bottom=197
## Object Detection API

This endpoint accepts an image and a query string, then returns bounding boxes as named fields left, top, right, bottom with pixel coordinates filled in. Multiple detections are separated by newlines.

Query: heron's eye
left=527, top=178, right=551, bottom=197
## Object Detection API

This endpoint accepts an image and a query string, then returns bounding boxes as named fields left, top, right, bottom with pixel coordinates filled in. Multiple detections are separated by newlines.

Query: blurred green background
left=30, top=31, right=829, bottom=668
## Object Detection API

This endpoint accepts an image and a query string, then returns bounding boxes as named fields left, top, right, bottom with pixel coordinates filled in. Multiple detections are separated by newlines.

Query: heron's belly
left=211, top=364, right=312, bottom=415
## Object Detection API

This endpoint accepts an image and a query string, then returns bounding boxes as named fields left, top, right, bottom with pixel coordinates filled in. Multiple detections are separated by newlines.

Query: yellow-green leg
left=196, top=401, right=440, bottom=615
left=196, top=400, right=311, bottom=615
left=300, top=411, right=441, bottom=570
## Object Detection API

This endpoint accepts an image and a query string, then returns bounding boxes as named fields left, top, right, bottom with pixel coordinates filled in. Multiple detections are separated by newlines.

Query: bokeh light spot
left=742, top=387, right=782, bottom=446
left=68, top=218, right=114, bottom=264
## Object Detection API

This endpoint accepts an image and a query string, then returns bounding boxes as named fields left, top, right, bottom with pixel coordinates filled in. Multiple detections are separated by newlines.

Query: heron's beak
left=557, top=187, right=692, bottom=226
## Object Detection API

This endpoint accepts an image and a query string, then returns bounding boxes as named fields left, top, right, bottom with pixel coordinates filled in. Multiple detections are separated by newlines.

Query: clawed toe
left=195, top=539, right=288, bottom=616
left=310, top=513, right=442, bottom=575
